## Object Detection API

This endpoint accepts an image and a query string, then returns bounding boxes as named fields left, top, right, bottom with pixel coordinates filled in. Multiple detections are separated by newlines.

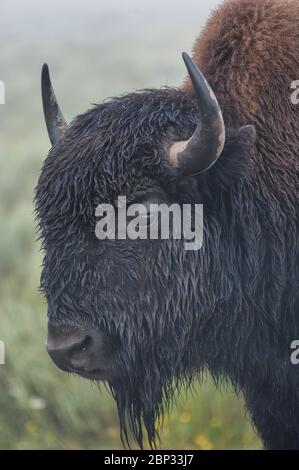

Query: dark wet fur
left=36, top=0, right=299, bottom=449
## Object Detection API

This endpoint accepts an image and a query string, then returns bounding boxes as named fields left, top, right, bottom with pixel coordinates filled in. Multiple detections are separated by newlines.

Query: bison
left=35, top=0, right=299, bottom=449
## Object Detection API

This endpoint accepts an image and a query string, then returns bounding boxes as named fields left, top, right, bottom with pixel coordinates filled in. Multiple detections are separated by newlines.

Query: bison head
left=35, top=53, right=256, bottom=447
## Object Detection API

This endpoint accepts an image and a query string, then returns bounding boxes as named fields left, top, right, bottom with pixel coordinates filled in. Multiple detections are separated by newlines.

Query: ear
left=195, top=125, right=256, bottom=196
left=236, top=125, right=257, bottom=147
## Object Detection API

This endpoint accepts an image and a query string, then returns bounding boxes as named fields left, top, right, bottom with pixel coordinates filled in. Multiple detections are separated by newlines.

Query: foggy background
left=0, top=0, right=261, bottom=449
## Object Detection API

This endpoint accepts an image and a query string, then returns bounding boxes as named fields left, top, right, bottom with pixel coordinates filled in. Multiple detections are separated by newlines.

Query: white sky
left=1, top=0, right=221, bottom=34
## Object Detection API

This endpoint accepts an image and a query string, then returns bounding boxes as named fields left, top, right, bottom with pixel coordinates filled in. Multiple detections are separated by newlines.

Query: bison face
left=35, top=55, right=255, bottom=447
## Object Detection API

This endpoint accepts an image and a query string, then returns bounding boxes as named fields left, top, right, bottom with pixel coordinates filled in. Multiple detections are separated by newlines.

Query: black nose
left=46, top=323, right=113, bottom=379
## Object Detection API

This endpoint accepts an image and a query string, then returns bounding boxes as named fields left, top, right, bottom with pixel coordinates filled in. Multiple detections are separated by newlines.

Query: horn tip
left=42, top=63, right=49, bottom=75
left=181, top=52, right=200, bottom=83
left=182, top=51, right=191, bottom=66
left=41, top=63, right=51, bottom=88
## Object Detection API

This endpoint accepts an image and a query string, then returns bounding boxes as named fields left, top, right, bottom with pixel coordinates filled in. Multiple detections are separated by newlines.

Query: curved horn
left=169, top=52, right=226, bottom=175
left=41, top=63, right=67, bottom=146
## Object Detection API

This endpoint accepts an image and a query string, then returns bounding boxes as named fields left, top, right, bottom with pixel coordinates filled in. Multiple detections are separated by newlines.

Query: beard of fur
left=106, top=342, right=195, bottom=449
left=109, top=381, right=160, bottom=449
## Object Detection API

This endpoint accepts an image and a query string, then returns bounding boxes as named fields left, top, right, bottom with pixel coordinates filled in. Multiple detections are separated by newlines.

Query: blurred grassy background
left=0, top=0, right=261, bottom=449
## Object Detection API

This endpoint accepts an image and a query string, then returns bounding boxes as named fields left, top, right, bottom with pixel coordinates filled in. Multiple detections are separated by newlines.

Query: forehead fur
left=36, top=88, right=197, bottom=222
left=43, top=88, right=196, bottom=175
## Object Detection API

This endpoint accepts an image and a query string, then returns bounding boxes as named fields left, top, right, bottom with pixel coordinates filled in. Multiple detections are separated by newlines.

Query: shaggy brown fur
left=185, top=0, right=298, bottom=177
left=184, top=0, right=299, bottom=448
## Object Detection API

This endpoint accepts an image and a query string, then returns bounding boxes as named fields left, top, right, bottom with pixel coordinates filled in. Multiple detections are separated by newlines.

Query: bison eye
left=138, top=209, right=158, bottom=228
left=129, top=191, right=165, bottom=229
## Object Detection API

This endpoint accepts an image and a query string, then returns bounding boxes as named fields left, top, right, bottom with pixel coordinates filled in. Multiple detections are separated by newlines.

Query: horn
left=169, top=52, right=226, bottom=175
left=41, top=63, right=67, bottom=146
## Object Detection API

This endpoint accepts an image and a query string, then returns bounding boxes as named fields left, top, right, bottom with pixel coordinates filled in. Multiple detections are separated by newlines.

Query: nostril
left=68, top=336, right=92, bottom=357
left=46, top=336, right=93, bottom=373
left=46, top=323, right=112, bottom=378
